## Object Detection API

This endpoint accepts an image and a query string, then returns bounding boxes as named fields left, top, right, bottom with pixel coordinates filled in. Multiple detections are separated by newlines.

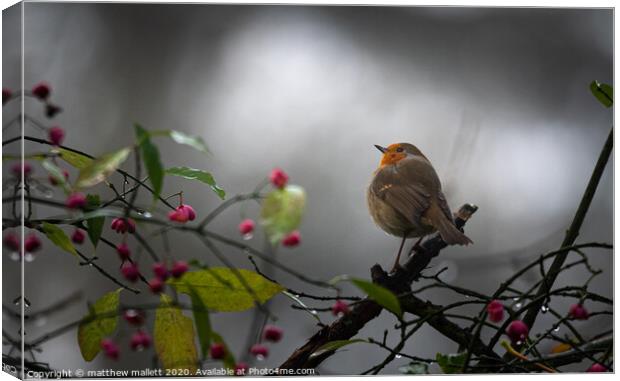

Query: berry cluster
left=100, top=309, right=153, bottom=360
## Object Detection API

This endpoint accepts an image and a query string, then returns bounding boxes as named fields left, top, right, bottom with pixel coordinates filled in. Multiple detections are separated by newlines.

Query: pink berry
left=587, top=363, right=607, bottom=372
left=3, top=233, right=20, bottom=251
left=49, top=169, right=69, bottom=186
left=71, top=229, right=85, bottom=244
left=568, top=304, right=589, bottom=320
left=116, top=243, right=131, bottom=260
left=123, top=309, right=145, bottom=326
left=110, top=218, right=136, bottom=234
left=31, top=82, right=51, bottom=99
left=66, top=193, right=87, bottom=209
left=210, top=343, right=226, bottom=359
left=170, top=261, right=189, bottom=278
left=486, top=300, right=504, bottom=323
left=121, top=262, right=140, bottom=282
left=506, top=320, right=529, bottom=345
left=2, top=88, right=12, bottom=105
left=12, top=162, right=32, bottom=178
left=263, top=325, right=283, bottom=342
left=152, top=262, right=169, bottom=281
left=234, top=362, right=249, bottom=376
left=331, top=300, right=349, bottom=316
left=129, top=330, right=151, bottom=351
left=249, top=344, right=269, bottom=358
left=168, top=204, right=197, bottom=223
left=100, top=338, right=119, bottom=360
left=148, top=278, right=164, bottom=294
left=48, top=126, right=65, bottom=146
left=24, top=234, right=41, bottom=253
left=282, top=231, right=301, bottom=247
left=238, top=219, right=255, bottom=235
left=269, top=168, right=289, bottom=189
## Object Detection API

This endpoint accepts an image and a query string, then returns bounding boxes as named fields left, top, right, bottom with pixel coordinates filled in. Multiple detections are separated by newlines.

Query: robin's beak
left=374, top=145, right=387, bottom=154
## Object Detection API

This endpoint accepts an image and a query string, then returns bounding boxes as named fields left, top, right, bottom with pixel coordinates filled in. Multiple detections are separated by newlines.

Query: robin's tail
left=427, top=204, right=473, bottom=246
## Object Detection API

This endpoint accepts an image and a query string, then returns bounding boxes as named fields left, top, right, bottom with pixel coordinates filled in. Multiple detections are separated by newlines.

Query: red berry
left=3, top=233, right=20, bottom=251
left=263, top=325, right=283, bottom=342
left=123, top=309, right=145, bottom=326
left=486, top=300, right=504, bottom=323
left=506, top=320, right=529, bottom=345
left=249, top=344, right=269, bottom=359
left=49, top=169, right=69, bottom=186
left=24, top=234, right=41, bottom=253
left=269, top=168, right=288, bottom=189
left=568, top=304, right=589, bottom=320
left=66, top=193, right=87, bottom=209
left=331, top=300, right=349, bottom=316
left=148, top=278, right=164, bottom=293
left=121, top=262, right=140, bottom=282
left=100, top=338, right=119, bottom=360
left=171, top=261, right=189, bottom=278
left=71, top=229, right=85, bottom=244
left=587, top=363, right=607, bottom=372
left=48, top=126, right=65, bottom=146
left=210, top=343, right=226, bottom=359
left=31, top=82, right=51, bottom=99
left=12, top=162, right=32, bottom=178
left=282, top=231, right=301, bottom=247
left=234, top=362, right=249, bottom=376
left=152, top=262, right=169, bottom=281
left=129, top=330, right=151, bottom=351
left=110, top=218, right=136, bottom=234
left=116, top=243, right=131, bottom=260
left=2, top=88, right=12, bottom=105
left=168, top=204, right=197, bottom=223
left=238, top=219, right=255, bottom=235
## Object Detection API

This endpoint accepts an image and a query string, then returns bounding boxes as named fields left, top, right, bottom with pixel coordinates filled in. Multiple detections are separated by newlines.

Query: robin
left=367, top=143, right=472, bottom=270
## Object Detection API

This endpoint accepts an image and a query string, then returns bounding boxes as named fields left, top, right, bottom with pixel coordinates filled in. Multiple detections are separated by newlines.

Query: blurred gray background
left=2, top=3, right=613, bottom=375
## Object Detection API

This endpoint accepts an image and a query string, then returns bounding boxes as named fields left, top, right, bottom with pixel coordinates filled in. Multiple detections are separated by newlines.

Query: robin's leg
left=391, top=236, right=408, bottom=272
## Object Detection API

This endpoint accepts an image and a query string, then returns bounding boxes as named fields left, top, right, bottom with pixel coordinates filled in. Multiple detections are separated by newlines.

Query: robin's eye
left=396, top=147, right=404, bottom=153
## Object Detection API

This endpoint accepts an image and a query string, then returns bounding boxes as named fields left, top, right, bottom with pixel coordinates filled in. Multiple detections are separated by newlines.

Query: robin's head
left=374, top=143, right=424, bottom=167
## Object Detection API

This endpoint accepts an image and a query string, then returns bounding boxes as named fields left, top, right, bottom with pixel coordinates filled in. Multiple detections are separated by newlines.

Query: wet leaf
left=154, top=294, right=198, bottom=374
left=150, top=130, right=210, bottom=155
left=399, top=361, right=430, bottom=374
left=351, top=278, right=402, bottom=318
left=310, top=339, right=366, bottom=359
left=135, top=124, right=164, bottom=200
left=260, top=185, right=306, bottom=245
left=41, top=222, right=77, bottom=256
left=168, top=268, right=284, bottom=312
left=41, top=160, right=70, bottom=193
left=58, top=148, right=93, bottom=170
left=77, top=288, right=122, bottom=361
left=188, top=286, right=211, bottom=360
left=436, top=352, right=467, bottom=374
left=75, top=147, right=130, bottom=188
left=166, top=166, right=225, bottom=200
left=589, top=80, right=613, bottom=108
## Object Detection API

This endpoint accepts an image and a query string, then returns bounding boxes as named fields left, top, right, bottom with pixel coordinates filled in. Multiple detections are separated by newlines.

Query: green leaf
left=77, top=288, right=122, bottom=361
left=168, top=268, right=284, bottom=312
left=436, top=352, right=467, bottom=374
left=41, top=160, right=70, bottom=193
left=150, top=130, right=210, bottom=155
left=310, top=339, right=366, bottom=359
left=154, top=294, right=198, bottom=374
left=41, top=222, right=77, bottom=256
left=350, top=278, right=402, bottom=318
left=589, top=80, right=613, bottom=108
left=135, top=124, right=164, bottom=200
left=58, top=148, right=93, bottom=170
left=188, top=286, right=211, bottom=360
left=85, top=194, right=104, bottom=247
left=165, top=166, right=225, bottom=200
left=75, top=147, right=131, bottom=189
left=210, top=331, right=236, bottom=370
left=399, top=361, right=430, bottom=374
left=260, top=185, right=306, bottom=245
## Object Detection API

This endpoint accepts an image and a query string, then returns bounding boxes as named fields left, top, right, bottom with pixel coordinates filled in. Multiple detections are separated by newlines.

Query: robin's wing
left=371, top=157, right=439, bottom=226
left=436, top=190, right=455, bottom=223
